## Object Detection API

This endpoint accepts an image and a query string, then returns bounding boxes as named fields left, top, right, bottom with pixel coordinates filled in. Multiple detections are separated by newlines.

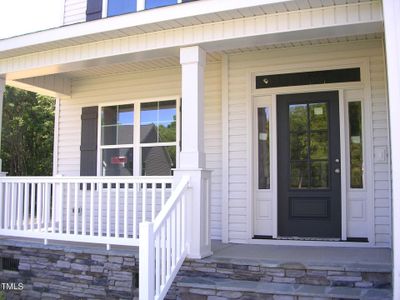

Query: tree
left=1, top=86, right=55, bottom=176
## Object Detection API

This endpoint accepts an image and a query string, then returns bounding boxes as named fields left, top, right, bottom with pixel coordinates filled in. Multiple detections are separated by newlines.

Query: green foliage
left=1, top=86, right=55, bottom=176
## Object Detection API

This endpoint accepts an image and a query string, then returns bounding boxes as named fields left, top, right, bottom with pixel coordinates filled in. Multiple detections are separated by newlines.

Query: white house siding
left=227, top=39, right=391, bottom=247
left=63, top=0, right=87, bottom=25
left=56, top=63, right=222, bottom=239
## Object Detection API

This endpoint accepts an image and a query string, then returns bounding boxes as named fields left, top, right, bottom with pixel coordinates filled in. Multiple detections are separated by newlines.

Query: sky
left=0, top=0, right=63, bottom=39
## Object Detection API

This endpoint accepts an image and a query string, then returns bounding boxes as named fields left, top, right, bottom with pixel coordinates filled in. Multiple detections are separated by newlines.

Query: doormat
left=276, top=236, right=341, bottom=242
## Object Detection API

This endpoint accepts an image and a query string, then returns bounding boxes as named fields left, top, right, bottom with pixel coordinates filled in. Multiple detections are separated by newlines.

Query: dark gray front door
left=277, top=91, right=341, bottom=238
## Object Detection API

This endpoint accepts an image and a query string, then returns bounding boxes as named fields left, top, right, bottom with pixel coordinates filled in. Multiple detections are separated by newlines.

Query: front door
left=277, top=91, right=341, bottom=238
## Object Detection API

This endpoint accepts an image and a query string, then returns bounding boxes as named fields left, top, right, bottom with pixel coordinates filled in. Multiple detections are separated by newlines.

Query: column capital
left=180, top=46, right=206, bottom=66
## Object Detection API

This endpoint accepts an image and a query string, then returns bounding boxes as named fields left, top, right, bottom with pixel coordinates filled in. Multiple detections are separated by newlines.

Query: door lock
left=334, top=168, right=340, bottom=174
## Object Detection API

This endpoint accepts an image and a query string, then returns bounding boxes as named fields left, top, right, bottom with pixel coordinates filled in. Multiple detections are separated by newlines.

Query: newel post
left=139, top=222, right=155, bottom=300
left=176, top=45, right=212, bottom=259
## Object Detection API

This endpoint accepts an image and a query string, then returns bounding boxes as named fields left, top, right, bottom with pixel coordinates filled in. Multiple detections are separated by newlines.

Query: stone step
left=174, top=276, right=392, bottom=300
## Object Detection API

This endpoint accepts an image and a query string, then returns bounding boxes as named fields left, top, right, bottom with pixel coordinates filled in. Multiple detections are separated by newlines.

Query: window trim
left=97, top=96, right=180, bottom=177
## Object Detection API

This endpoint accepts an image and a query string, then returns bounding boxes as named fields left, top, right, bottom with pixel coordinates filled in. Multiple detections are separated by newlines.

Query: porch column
left=0, top=78, right=5, bottom=172
left=176, top=46, right=212, bottom=259
left=382, top=0, right=400, bottom=298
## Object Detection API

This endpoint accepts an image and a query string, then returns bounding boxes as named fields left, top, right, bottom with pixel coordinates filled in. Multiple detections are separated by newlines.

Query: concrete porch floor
left=209, top=240, right=392, bottom=272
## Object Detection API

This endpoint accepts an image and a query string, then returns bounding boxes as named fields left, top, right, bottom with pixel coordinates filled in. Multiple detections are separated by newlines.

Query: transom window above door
left=99, top=99, right=178, bottom=177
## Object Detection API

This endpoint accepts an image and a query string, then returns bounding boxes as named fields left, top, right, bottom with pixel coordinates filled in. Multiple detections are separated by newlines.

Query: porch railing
left=139, top=176, right=190, bottom=300
left=0, top=176, right=173, bottom=247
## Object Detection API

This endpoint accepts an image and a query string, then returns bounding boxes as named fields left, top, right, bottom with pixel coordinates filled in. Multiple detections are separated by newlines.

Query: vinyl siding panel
left=56, top=63, right=222, bottom=239
left=63, top=0, right=87, bottom=25
left=227, top=39, right=390, bottom=246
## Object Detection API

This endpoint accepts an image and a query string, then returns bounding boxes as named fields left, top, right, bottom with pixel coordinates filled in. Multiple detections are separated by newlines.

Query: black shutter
left=86, top=0, right=103, bottom=21
left=80, top=106, right=98, bottom=176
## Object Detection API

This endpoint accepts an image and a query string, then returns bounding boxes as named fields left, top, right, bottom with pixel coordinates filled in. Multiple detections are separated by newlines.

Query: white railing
left=139, top=176, right=190, bottom=300
left=0, top=176, right=173, bottom=247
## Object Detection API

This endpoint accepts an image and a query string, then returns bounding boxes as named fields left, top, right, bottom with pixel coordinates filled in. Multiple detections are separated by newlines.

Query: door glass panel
left=348, top=101, right=363, bottom=188
left=290, top=133, right=308, bottom=160
left=290, top=161, right=309, bottom=189
left=289, top=104, right=308, bottom=132
left=310, top=131, right=328, bottom=160
left=310, top=103, right=328, bottom=130
left=257, top=107, right=270, bottom=189
left=288, top=101, right=330, bottom=190
left=310, top=161, right=329, bottom=188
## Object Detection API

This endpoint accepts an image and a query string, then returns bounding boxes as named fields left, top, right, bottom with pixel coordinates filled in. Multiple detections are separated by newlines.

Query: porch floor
left=209, top=240, right=392, bottom=272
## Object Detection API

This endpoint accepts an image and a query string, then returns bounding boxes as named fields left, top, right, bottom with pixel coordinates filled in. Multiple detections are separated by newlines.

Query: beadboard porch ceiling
left=63, top=33, right=382, bottom=79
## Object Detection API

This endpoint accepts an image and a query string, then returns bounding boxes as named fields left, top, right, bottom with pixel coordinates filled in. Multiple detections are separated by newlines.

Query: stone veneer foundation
left=0, top=241, right=138, bottom=299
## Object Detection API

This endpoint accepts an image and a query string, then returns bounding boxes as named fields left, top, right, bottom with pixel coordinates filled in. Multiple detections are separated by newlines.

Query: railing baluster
left=115, top=183, right=119, bottom=238
left=90, top=182, right=94, bottom=236
left=30, top=183, right=35, bottom=231
left=155, top=232, right=161, bottom=297
left=4, top=183, right=9, bottom=229
left=37, top=183, right=42, bottom=231
left=142, top=184, right=147, bottom=223
left=74, top=182, right=78, bottom=235
left=177, top=199, right=181, bottom=257
left=151, top=183, right=156, bottom=221
left=17, top=182, right=23, bottom=230
left=166, top=215, right=171, bottom=277
left=23, top=183, right=29, bottom=231
left=59, top=182, right=64, bottom=234
left=0, top=182, right=3, bottom=229
left=161, top=222, right=166, bottom=286
left=124, top=183, right=128, bottom=238
left=44, top=183, right=50, bottom=233
left=182, top=194, right=186, bottom=253
left=10, top=183, right=16, bottom=230
left=66, top=182, right=71, bottom=234
left=171, top=209, right=176, bottom=267
left=98, top=182, right=103, bottom=237
left=107, top=183, right=111, bottom=239
left=133, top=183, right=137, bottom=239
left=51, top=182, right=56, bottom=233
left=82, top=183, right=86, bottom=235
left=161, top=182, right=166, bottom=208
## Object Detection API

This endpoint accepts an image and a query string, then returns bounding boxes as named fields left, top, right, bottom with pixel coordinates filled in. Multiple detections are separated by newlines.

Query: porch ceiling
left=0, top=0, right=374, bottom=60
left=63, top=33, right=382, bottom=80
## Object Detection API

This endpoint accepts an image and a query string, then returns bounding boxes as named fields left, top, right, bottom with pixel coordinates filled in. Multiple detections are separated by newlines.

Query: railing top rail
left=0, top=176, right=173, bottom=184
left=153, top=176, right=190, bottom=233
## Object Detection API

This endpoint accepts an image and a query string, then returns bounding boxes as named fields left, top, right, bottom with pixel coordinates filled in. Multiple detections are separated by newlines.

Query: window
left=100, top=99, right=178, bottom=177
left=107, top=0, right=137, bottom=16
left=257, top=107, right=270, bottom=189
left=104, top=0, right=180, bottom=17
left=145, top=0, right=177, bottom=9
left=348, top=101, right=363, bottom=188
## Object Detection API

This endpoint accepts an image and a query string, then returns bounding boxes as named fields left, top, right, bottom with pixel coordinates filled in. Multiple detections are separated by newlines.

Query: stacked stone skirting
left=166, top=257, right=392, bottom=300
left=0, top=243, right=139, bottom=300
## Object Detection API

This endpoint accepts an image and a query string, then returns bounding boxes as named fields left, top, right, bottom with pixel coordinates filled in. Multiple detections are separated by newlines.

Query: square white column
left=383, top=0, right=400, bottom=298
left=179, top=46, right=206, bottom=169
left=177, top=46, right=212, bottom=259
